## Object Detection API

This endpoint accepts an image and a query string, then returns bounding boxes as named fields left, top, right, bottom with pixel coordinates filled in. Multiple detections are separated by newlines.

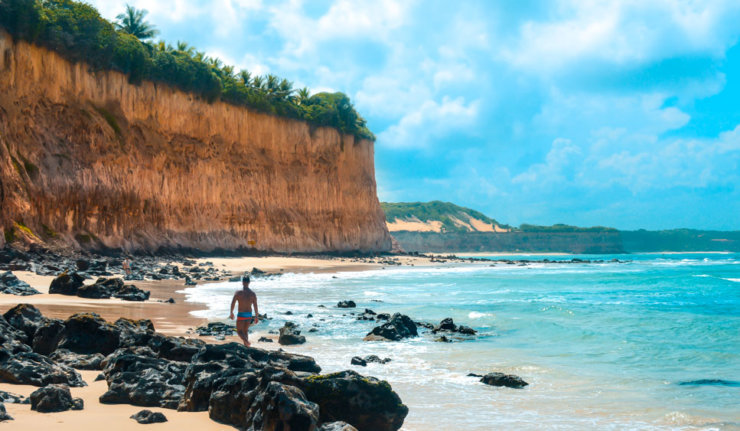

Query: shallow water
left=182, top=253, right=740, bottom=430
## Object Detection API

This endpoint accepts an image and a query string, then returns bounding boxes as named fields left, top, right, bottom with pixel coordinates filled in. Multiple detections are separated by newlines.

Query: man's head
left=241, top=274, right=250, bottom=289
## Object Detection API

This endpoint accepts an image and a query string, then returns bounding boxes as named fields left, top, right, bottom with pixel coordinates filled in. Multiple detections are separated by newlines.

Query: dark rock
left=113, top=284, right=150, bottom=301
left=300, top=370, right=408, bottom=431
left=356, top=309, right=377, bottom=321
left=678, top=379, right=740, bottom=387
left=251, top=267, right=266, bottom=275
left=258, top=337, right=273, bottom=343
left=49, top=272, right=85, bottom=295
left=99, top=352, right=187, bottom=409
left=434, top=336, right=451, bottom=342
left=75, top=259, right=90, bottom=271
left=0, top=403, right=11, bottom=421
left=364, top=355, right=391, bottom=364
left=195, top=322, right=235, bottom=337
left=457, top=325, right=477, bottom=335
left=31, top=319, right=65, bottom=355
left=0, top=350, right=85, bottom=387
left=0, top=390, right=26, bottom=404
left=49, top=349, right=105, bottom=370
left=337, top=300, right=356, bottom=308
left=0, top=271, right=39, bottom=296
left=0, top=315, right=27, bottom=349
left=376, top=313, right=390, bottom=320
left=164, top=297, right=175, bottom=304
left=433, top=318, right=457, bottom=333
left=95, top=373, right=105, bottom=381
left=480, top=372, right=529, bottom=389
left=130, top=409, right=168, bottom=424
left=76, top=282, right=112, bottom=299
left=59, top=313, right=120, bottom=355
left=350, top=357, right=367, bottom=367
left=3, top=303, right=45, bottom=342
left=184, top=276, right=197, bottom=286
left=319, top=422, right=359, bottom=431
left=279, top=322, right=306, bottom=345
left=364, top=313, right=418, bottom=342
left=246, top=382, right=319, bottom=431
left=30, top=384, right=83, bottom=412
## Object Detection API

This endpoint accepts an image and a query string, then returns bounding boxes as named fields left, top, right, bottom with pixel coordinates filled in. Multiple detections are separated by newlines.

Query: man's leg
left=236, top=320, right=250, bottom=346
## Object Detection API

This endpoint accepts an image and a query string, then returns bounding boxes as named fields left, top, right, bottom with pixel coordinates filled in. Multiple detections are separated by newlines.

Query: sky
left=88, top=0, right=740, bottom=230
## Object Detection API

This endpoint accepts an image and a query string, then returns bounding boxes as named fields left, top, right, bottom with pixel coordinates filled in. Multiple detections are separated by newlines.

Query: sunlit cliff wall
left=0, top=32, right=391, bottom=253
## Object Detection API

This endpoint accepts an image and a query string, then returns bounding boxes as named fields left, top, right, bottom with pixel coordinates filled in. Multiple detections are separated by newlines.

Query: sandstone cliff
left=0, top=32, right=391, bottom=253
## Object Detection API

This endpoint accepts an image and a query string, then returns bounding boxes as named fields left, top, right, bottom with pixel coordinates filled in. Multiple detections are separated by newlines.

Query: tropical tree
left=238, top=70, right=252, bottom=86
left=115, top=5, right=158, bottom=40
left=296, top=87, right=310, bottom=105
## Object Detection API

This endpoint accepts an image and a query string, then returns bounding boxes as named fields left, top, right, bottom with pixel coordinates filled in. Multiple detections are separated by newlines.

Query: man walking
left=229, top=274, right=259, bottom=347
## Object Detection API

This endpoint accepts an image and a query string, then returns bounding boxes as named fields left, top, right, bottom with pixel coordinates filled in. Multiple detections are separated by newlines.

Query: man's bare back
left=229, top=276, right=259, bottom=347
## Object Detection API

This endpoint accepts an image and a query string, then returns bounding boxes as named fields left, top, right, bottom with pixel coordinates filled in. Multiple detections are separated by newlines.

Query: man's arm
left=252, top=294, right=259, bottom=324
left=229, top=293, right=237, bottom=320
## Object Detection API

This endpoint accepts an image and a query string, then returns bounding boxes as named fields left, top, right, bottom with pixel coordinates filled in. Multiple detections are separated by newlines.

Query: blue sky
left=89, top=0, right=740, bottom=230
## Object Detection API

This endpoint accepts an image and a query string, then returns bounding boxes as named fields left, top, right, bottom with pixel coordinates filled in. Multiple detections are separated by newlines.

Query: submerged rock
left=30, top=384, right=83, bottom=412
left=0, top=271, right=39, bottom=296
left=364, top=313, right=418, bottom=342
left=131, top=409, right=168, bottom=424
left=336, top=300, right=356, bottom=308
left=479, top=372, right=528, bottom=389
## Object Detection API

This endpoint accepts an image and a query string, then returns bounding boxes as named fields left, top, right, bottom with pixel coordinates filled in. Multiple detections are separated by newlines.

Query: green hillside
left=381, top=201, right=510, bottom=233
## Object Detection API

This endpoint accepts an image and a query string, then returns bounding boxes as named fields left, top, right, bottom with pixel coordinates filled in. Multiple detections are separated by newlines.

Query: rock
left=300, top=370, right=408, bottom=431
left=49, top=272, right=85, bottom=295
left=279, top=322, right=306, bottom=345
left=434, top=336, right=451, bottom=343
left=0, top=403, right=11, bottom=421
left=319, top=422, right=359, bottom=431
left=49, top=349, right=105, bottom=370
left=31, top=318, right=65, bottom=355
left=246, top=381, right=319, bottom=431
left=0, top=271, right=39, bottom=296
left=457, top=325, right=477, bottom=335
left=76, top=282, right=111, bottom=299
left=479, top=372, right=529, bottom=389
left=184, top=276, right=197, bottom=286
left=59, top=313, right=120, bottom=355
left=30, top=384, right=83, bottom=412
left=258, top=337, right=273, bottom=343
left=356, top=309, right=376, bottom=321
left=99, top=352, right=187, bottom=409
left=164, top=297, right=176, bottom=304
left=337, top=300, right=356, bottom=308
left=0, top=390, right=26, bottom=404
left=375, top=313, right=390, bottom=321
left=364, top=313, right=418, bottom=342
left=195, top=322, right=235, bottom=337
left=350, top=357, right=367, bottom=367
left=364, top=355, right=391, bottom=364
left=433, top=318, right=457, bottom=333
left=251, top=267, right=266, bottom=275
left=113, top=284, right=150, bottom=301
left=130, top=409, right=168, bottom=424
left=0, top=350, right=85, bottom=387
left=3, top=303, right=45, bottom=342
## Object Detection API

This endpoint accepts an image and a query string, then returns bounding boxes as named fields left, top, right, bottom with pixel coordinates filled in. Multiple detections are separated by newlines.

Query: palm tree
left=238, top=70, right=252, bottom=86
left=251, top=75, right=264, bottom=91
left=265, top=74, right=279, bottom=95
left=296, top=87, right=310, bottom=105
left=277, top=78, right=294, bottom=100
left=176, top=41, right=194, bottom=56
left=115, top=5, right=159, bottom=40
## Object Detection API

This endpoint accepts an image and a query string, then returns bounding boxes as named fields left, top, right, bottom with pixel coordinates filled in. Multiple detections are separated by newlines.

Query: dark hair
left=241, top=274, right=250, bottom=284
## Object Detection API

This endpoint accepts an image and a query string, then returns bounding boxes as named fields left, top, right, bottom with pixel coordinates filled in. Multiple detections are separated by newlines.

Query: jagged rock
left=208, top=371, right=262, bottom=425
left=356, top=309, right=377, bottom=321
left=99, top=352, right=187, bottom=409
left=364, top=355, right=391, bottom=364
left=319, top=422, right=359, bottom=431
left=49, top=272, right=85, bottom=295
left=0, top=315, right=26, bottom=347
left=49, top=349, right=105, bottom=370
left=130, top=409, right=168, bottom=424
left=3, top=303, right=45, bottom=342
left=279, top=322, right=306, bottom=345
left=364, top=313, right=418, bottom=341
left=258, top=337, right=273, bottom=343
left=433, top=318, right=457, bottom=333
left=376, top=313, right=390, bottom=321
left=457, top=325, right=477, bottom=335
left=0, top=403, right=11, bottom=421
left=0, top=271, right=39, bottom=296
left=76, top=277, right=123, bottom=299
left=336, top=300, right=356, bottom=308
left=0, top=350, right=85, bottom=387
left=245, top=382, right=319, bottom=431
left=195, top=322, right=235, bottom=337
left=184, top=276, right=197, bottom=286
left=30, top=384, right=83, bottom=412
left=0, top=390, right=26, bottom=404
left=113, top=284, right=150, bottom=301
left=31, top=318, right=65, bottom=355
left=480, top=372, right=528, bottom=389
left=59, top=313, right=120, bottom=355
left=300, top=370, right=408, bottom=431
left=146, top=334, right=204, bottom=362
left=350, top=357, right=367, bottom=367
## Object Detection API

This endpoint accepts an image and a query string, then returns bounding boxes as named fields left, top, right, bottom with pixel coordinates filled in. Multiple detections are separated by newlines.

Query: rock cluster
left=279, top=322, right=306, bottom=345
left=50, top=274, right=150, bottom=301
left=0, top=305, right=409, bottom=430
left=0, top=271, right=39, bottom=296
left=364, top=313, right=418, bottom=341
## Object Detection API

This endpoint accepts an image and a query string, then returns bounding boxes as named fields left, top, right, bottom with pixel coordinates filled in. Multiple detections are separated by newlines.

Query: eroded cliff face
left=0, top=32, right=391, bottom=253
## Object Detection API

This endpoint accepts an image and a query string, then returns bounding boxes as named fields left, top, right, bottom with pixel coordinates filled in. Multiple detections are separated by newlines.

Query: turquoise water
left=183, top=253, right=740, bottom=430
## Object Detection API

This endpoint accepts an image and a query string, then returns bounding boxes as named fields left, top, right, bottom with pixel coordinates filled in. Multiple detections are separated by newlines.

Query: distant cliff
left=0, top=32, right=391, bottom=253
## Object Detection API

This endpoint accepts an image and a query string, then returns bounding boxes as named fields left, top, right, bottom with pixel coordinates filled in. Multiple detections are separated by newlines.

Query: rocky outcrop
left=0, top=272, right=39, bottom=295
left=279, top=322, right=306, bottom=345
left=364, top=313, right=418, bottom=341
left=0, top=31, right=390, bottom=253
left=30, top=384, right=83, bottom=412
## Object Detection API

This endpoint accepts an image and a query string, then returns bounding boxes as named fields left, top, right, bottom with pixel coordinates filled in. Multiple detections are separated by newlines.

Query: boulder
left=77, top=283, right=111, bottom=299
left=0, top=403, right=11, bottom=421
left=364, top=355, right=391, bottom=365
left=336, top=300, right=356, bottom=308
left=99, top=352, right=187, bottom=409
left=49, top=272, right=85, bottom=295
left=49, top=349, right=105, bottom=370
left=0, top=315, right=26, bottom=347
left=300, top=370, right=408, bottom=431
left=113, top=284, right=150, bottom=302
left=3, top=303, right=45, bottom=342
left=245, top=382, right=319, bottom=431
left=433, top=318, right=457, bottom=333
left=130, top=409, right=168, bottom=424
left=479, top=372, right=528, bottom=389
left=31, top=318, right=65, bottom=355
left=319, top=422, right=359, bottom=431
left=350, top=357, right=366, bottom=367
left=0, top=350, right=85, bottom=387
left=0, top=390, right=27, bottom=404
left=364, top=314, right=417, bottom=342
left=279, top=322, right=306, bottom=345
left=0, top=271, right=39, bottom=296
left=59, top=313, right=120, bottom=355
left=30, top=384, right=83, bottom=412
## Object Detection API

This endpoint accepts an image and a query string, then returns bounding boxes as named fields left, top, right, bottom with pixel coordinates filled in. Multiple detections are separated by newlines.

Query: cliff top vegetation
left=0, top=0, right=374, bottom=140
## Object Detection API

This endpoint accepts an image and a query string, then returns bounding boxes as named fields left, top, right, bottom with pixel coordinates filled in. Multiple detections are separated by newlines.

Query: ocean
left=182, top=253, right=740, bottom=430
